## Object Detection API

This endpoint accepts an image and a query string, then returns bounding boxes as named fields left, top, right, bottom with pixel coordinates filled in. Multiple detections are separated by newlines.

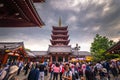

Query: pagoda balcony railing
left=53, top=34, right=67, bottom=36
left=51, top=34, right=69, bottom=37
left=49, top=45, right=71, bottom=47
left=52, top=30, right=68, bottom=33
left=53, top=26, right=68, bottom=30
left=52, top=37, right=68, bottom=40
left=51, top=40, right=70, bottom=42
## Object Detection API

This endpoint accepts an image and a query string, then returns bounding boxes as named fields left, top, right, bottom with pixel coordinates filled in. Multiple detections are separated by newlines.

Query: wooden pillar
left=17, top=56, right=20, bottom=61
left=0, top=54, right=3, bottom=63
left=56, top=55, right=58, bottom=62
left=27, top=57, right=30, bottom=62
left=63, top=56, right=65, bottom=62
left=3, top=54, right=8, bottom=64
left=50, top=56, right=52, bottom=62
left=68, top=56, right=70, bottom=61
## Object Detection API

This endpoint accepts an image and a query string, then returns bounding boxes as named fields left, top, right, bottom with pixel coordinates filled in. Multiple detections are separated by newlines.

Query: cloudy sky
left=0, top=0, right=120, bottom=51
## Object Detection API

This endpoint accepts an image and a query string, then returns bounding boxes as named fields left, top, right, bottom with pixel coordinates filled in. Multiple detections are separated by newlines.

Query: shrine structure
left=48, top=18, right=72, bottom=62
left=105, top=40, right=120, bottom=54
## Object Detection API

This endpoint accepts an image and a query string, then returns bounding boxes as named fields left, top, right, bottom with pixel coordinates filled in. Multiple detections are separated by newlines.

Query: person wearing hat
left=28, top=64, right=40, bottom=80
left=3, top=65, right=18, bottom=80
left=0, top=65, right=7, bottom=80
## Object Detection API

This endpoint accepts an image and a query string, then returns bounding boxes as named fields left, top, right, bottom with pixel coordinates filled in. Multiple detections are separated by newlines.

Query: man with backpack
left=62, top=63, right=72, bottom=80
left=70, top=64, right=80, bottom=80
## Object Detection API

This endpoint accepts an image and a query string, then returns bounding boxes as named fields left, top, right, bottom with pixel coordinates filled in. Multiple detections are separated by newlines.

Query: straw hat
left=9, top=65, right=18, bottom=74
left=102, top=68, right=107, bottom=73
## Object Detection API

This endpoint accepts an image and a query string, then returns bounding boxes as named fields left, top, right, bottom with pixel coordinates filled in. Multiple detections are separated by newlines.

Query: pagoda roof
left=48, top=45, right=72, bottom=53
left=52, top=36, right=68, bottom=40
left=52, top=30, right=68, bottom=33
left=53, top=26, right=68, bottom=30
left=105, top=41, right=120, bottom=54
left=50, top=40, right=70, bottom=45
left=50, top=39, right=70, bottom=42
left=0, top=0, right=44, bottom=27
left=51, top=35, right=69, bottom=37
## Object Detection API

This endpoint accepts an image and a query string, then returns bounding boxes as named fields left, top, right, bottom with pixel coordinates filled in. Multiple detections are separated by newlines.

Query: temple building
left=0, top=42, right=36, bottom=64
left=105, top=40, right=120, bottom=54
left=0, top=42, right=25, bottom=64
left=0, top=19, right=91, bottom=64
left=48, top=24, right=71, bottom=62
left=31, top=19, right=91, bottom=62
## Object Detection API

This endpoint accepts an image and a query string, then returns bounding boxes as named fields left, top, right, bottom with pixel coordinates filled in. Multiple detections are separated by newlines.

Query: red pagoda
left=48, top=18, right=72, bottom=62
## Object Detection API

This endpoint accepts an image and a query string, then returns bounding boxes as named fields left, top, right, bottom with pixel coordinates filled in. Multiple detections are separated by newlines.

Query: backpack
left=0, top=69, right=3, bottom=76
left=73, top=70, right=79, bottom=80
left=66, top=70, right=79, bottom=80
left=61, top=67, right=65, bottom=74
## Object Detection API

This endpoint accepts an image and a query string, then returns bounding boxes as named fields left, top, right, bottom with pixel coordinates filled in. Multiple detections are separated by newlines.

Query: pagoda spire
left=59, top=17, right=61, bottom=27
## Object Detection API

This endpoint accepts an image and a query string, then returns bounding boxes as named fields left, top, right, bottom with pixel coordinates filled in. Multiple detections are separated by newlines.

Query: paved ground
left=16, top=70, right=120, bottom=80
left=16, top=70, right=50, bottom=80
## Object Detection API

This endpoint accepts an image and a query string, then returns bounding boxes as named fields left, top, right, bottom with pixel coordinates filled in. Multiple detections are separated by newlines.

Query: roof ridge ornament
left=59, top=17, right=61, bottom=27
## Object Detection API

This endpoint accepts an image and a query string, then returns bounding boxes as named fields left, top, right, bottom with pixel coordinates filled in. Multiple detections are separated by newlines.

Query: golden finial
left=59, top=17, right=61, bottom=27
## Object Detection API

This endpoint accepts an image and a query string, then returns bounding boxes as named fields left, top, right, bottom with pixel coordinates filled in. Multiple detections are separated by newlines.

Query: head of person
left=40, top=60, right=44, bottom=64
left=9, top=65, right=18, bottom=74
left=56, top=63, right=59, bottom=67
left=65, top=63, right=70, bottom=71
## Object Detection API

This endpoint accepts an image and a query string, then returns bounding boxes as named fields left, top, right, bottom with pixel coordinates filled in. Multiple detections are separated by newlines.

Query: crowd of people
left=48, top=60, right=120, bottom=80
left=0, top=60, right=120, bottom=80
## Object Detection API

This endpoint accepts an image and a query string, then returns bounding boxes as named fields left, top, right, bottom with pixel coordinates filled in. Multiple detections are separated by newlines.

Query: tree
left=25, top=48, right=31, bottom=51
left=90, top=34, right=115, bottom=61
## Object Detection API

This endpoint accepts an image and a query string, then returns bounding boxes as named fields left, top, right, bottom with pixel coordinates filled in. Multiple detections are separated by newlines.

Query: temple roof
left=26, top=51, right=35, bottom=57
left=33, top=0, right=45, bottom=2
left=0, top=42, right=24, bottom=50
left=50, top=40, right=70, bottom=45
left=0, top=0, right=44, bottom=27
left=105, top=40, right=120, bottom=54
left=72, top=50, right=91, bottom=56
left=32, top=51, right=48, bottom=56
left=51, top=35, right=69, bottom=37
left=52, top=36, right=68, bottom=40
left=0, top=42, right=25, bottom=55
left=53, top=26, right=68, bottom=30
left=48, top=45, right=72, bottom=53
left=52, top=30, right=68, bottom=34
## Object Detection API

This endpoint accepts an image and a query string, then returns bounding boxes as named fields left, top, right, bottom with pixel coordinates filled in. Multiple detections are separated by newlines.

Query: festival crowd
left=0, top=60, right=120, bottom=80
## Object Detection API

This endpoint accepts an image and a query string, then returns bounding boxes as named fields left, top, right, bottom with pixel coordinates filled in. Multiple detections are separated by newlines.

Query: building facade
left=31, top=22, right=91, bottom=62
left=48, top=26, right=72, bottom=62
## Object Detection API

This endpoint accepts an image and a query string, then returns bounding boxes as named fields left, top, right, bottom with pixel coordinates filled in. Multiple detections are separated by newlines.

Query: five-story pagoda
left=48, top=18, right=72, bottom=62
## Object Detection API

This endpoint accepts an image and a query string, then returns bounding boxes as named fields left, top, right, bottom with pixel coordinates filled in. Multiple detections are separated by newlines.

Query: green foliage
left=25, top=48, right=31, bottom=51
left=105, top=53, right=120, bottom=60
left=90, top=34, right=115, bottom=61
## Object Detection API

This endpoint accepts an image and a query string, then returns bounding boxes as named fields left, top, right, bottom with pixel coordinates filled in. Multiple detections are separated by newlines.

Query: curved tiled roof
left=0, top=42, right=24, bottom=53
left=48, top=46, right=72, bottom=53
left=26, top=51, right=35, bottom=57
left=32, top=51, right=48, bottom=56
